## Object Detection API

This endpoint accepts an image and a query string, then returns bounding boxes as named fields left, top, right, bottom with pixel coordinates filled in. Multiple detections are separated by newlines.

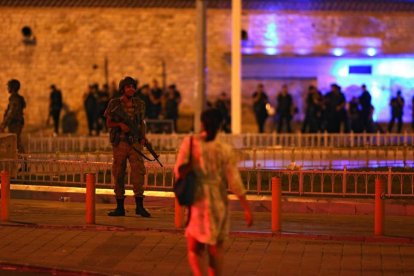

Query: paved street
left=0, top=199, right=413, bottom=275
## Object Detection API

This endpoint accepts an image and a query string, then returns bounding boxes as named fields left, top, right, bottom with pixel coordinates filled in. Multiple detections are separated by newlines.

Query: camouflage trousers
left=112, top=141, right=146, bottom=199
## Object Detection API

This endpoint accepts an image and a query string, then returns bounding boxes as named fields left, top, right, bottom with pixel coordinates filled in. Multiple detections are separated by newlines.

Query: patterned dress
left=174, top=135, right=246, bottom=245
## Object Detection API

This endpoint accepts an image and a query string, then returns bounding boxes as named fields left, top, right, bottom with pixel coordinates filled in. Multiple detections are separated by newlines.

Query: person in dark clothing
left=148, top=79, right=163, bottom=119
left=164, top=84, right=181, bottom=132
left=324, top=84, right=347, bottom=133
left=349, top=97, right=363, bottom=133
left=276, top=84, right=294, bottom=133
left=49, top=84, right=63, bottom=135
left=215, top=92, right=231, bottom=133
left=252, top=83, right=269, bottom=133
left=135, top=84, right=151, bottom=118
left=0, top=79, right=26, bottom=153
left=301, top=85, right=323, bottom=133
left=358, top=84, right=372, bottom=132
left=83, top=84, right=98, bottom=136
left=96, top=84, right=110, bottom=135
left=388, top=90, right=405, bottom=133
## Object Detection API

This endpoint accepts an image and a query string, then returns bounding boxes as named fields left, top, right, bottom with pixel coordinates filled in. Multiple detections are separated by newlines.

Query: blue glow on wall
left=263, top=23, right=279, bottom=47
left=330, top=58, right=414, bottom=123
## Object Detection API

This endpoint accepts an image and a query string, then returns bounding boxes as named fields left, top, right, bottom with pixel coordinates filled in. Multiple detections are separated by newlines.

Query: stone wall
left=0, top=7, right=413, bottom=133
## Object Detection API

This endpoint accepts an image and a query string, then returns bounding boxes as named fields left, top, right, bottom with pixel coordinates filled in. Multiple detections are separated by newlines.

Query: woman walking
left=174, top=108, right=253, bottom=276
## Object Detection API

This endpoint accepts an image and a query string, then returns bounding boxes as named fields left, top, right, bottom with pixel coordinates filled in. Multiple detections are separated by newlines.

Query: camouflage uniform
left=1, top=92, right=26, bottom=153
left=104, top=97, right=146, bottom=199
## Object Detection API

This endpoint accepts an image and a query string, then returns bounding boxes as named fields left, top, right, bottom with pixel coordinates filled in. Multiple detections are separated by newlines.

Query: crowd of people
left=46, top=79, right=182, bottom=136
left=252, top=83, right=413, bottom=134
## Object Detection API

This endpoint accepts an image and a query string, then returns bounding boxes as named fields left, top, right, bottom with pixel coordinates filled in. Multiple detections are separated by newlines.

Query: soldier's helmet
left=118, top=76, right=137, bottom=93
left=7, top=79, right=20, bottom=92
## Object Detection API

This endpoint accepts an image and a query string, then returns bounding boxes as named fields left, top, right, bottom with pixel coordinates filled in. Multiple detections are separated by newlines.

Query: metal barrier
left=24, top=132, right=414, bottom=153
left=22, top=146, right=414, bottom=170
left=1, top=159, right=413, bottom=198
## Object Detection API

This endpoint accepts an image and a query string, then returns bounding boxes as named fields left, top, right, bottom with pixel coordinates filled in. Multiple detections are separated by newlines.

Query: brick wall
left=0, top=7, right=413, bottom=133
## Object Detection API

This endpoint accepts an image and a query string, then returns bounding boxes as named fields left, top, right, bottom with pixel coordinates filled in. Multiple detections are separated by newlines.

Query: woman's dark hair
left=201, top=108, right=223, bottom=142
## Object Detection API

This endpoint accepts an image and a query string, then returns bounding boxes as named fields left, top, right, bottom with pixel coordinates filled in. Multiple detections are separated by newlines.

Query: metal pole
left=271, top=177, right=281, bottom=232
left=231, top=0, right=242, bottom=134
left=1, top=171, right=10, bottom=221
left=374, top=178, right=384, bottom=236
left=86, top=173, right=95, bottom=224
left=104, top=56, right=109, bottom=86
left=195, top=0, right=207, bottom=133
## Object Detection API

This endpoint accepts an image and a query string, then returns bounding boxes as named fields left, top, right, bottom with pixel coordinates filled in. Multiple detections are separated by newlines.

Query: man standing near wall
left=252, top=83, right=269, bottom=133
left=49, top=84, right=63, bottom=136
left=0, top=79, right=26, bottom=153
left=104, top=76, right=151, bottom=217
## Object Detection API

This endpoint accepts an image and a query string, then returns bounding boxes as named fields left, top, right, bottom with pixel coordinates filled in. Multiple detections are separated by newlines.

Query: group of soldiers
left=252, top=83, right=413, bottom=134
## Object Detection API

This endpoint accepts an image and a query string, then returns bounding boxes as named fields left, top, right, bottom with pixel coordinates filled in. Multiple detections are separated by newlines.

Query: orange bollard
left=374, top=178, right=384, bottom=236
left=271, top=177, right=281, bottom=232
left=174, top=198, right=184, bottom=228
left=86, top=173, right=95, bottom=225
left=1, top=171, right=10, bottom=222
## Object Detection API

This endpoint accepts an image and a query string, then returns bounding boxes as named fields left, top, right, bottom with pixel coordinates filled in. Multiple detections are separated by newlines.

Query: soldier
left=104, top=76, right=151, bottom=217
left=0, top=79, right=26, bottom=153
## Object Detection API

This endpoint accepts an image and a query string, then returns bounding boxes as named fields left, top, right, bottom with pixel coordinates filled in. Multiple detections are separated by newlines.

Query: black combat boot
left=135, top=196, right=151, bottom=217
left=108, top=198, right=125, bottom=216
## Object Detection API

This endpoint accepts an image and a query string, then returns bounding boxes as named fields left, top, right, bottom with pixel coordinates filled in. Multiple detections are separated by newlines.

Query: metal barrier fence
left=239, top=146, right=414, bottom=169
left=24, top=132, right=414, bottom=153
left=22, top=146, right=414, bottom=170
left=1, top=159, right=413, bottom=198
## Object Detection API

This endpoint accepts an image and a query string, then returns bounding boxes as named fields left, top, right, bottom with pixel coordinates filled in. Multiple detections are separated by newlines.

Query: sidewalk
left=1, top=198, right=414, bottom=275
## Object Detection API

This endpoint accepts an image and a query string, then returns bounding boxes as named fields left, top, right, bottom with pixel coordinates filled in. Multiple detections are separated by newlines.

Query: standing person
left=324, top=84, right=346, bottom=133
left=0, top=79, right=26, bottom=153
left=49, top=84, right=63, bottom=136
left=96, top=84, right=110, bottom=135
left=302, top=85, right=323, bottom=133
left=388, top=90, right=405, bottom=133
left=174, top=108, right=253, bottom=276
left=148, top=79, right=163, bottom=119
left=215, top=92, right=231, bottom=133
left=164, top=84, right=181, bottom=132
left=275, top=84, right=294, bottom=133
left=358, top=84, right=372, bottom=132
left=104, top=76, right=150, bottom=217
left=83, top=84, right=98, bottom=136
left=252, top=83, right=269, bottom=133
left=349, top=97, right=363, bottom=133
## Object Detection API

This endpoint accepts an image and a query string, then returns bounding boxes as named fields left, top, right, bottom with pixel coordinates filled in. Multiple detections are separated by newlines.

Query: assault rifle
left=110, top=105, right=163, bottom=167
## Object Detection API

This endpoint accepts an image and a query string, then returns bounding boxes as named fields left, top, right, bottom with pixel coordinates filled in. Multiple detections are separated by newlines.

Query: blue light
left=366, top=48, right=377, bottom=57
left=296, top=48, right=311, bottom=55
left=242, top=47, right=254, bottom=54
left=332, top=48, right=344, bottom=57
left=264, top=47, right=278, bottom=55
left=263, top=23, right=279, bottom=47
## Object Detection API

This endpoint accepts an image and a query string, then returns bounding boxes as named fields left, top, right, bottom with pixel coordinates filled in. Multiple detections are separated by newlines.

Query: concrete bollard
left=271, top=177, right=281, bottom=232
left=86, top=173, right=96, bottom=225
left=374, top=178, right=384, bottom=236
left=1, top=171, right=10, bottom=222
left=174, top=198, right=184, bottom=228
